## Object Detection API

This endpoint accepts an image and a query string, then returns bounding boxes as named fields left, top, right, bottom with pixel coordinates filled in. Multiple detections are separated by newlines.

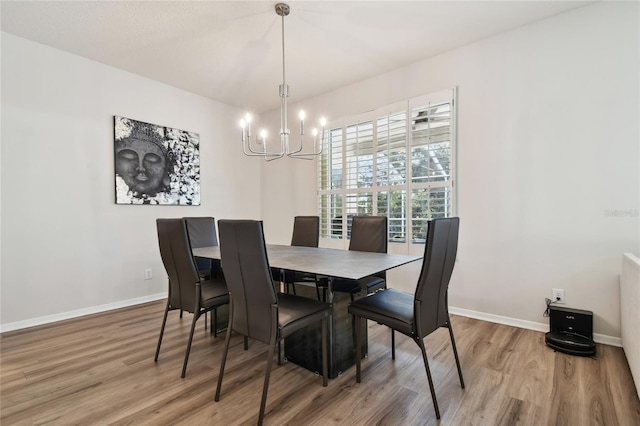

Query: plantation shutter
left=318, top=88, right=456, bottom=248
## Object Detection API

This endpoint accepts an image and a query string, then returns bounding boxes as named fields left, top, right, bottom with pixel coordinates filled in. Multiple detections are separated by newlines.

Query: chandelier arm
left=288, top=138, right=303, bottom=155
left=244, top=138, right=285, bottom=157
left=287, top=143, right=322, bottom=157
left=244, top=147, right=278, bottom=157
left=288, top=126, right=325, bottom=157
left=243, top=141, right=269, bottom=156
left=265, top=153, right=285, bottom=162
left=286, top=154, right=317, bottom=160
left=287, top=143, right=323, bottom=158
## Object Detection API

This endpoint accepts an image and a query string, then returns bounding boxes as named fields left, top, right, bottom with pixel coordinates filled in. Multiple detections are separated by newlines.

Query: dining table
left=193, top=244, right=421, bottom=378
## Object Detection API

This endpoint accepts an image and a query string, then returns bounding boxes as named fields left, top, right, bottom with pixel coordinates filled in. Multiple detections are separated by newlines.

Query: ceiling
left=1, top=1, right=594, bottom=113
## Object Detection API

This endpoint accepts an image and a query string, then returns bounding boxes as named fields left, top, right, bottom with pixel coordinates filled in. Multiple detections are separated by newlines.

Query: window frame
left=318, top=88, right=457, bottom=255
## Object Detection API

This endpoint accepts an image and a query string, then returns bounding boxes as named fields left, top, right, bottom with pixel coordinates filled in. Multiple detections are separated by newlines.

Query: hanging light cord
left=281, top=11, right=286, bottom=87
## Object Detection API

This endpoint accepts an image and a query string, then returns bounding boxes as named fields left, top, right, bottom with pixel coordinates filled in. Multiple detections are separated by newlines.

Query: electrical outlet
left=144, top=268, right=153, bottom=280
left=552, top=288, right=565, bottom=304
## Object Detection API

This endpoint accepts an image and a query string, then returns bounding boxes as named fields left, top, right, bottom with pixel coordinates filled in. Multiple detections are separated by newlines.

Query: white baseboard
left=0, top=292, right=167, bottom=334
left=0, top=296, right=622, bottom=348
left=449, top=306, right=622, bottom=348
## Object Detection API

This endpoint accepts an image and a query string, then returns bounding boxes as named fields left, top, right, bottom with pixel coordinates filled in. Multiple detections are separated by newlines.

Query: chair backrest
left=183, top=217, right=218, bottom=247
left=184, top=216, right=222, bottom=277
left=348, top=216, right=388, bottom=253
left=218, top=220, right=277, bottom=344
left=414, top=217, right=460, bottom=337
left=291, top=216, right=320, bottom=247
left=349, top=216, right=388, bottom=280
left=156, top=218, right=201, bottom=312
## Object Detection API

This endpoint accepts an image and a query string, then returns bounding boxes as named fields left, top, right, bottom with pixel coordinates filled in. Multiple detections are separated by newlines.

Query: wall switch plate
left=144, top=269, right=152, bottom=280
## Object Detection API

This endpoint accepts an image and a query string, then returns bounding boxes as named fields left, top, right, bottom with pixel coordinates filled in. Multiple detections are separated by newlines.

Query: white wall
left=0, top=33, right=261, bottom=328
left=2, top=2, right=637, bottom=339
left=260, top=1, right=639, bottom=338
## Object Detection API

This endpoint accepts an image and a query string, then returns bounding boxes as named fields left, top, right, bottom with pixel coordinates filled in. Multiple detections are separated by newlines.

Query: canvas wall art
left=114, top=116, right=200, bottom=205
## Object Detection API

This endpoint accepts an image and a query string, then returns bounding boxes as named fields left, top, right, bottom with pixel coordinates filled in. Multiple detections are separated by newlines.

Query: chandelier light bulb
left=312, top=128, right=318, bottom=136
left=239, top=119, right=246, bottom=128
left=299, top=110, right=306, bottom=121
left=320, top=117, right=327, bottom=127
left=245, top=113, right=252, bottom=123
left=260, top=129, right=267, bottom=139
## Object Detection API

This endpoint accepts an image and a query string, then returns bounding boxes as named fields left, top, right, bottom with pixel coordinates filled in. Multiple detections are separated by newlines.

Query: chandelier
left=240, top=3, right=326, bottom=161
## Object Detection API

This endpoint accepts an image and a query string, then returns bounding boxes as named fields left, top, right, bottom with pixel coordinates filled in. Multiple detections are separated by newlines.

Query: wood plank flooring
left=1, top=300, right=639, bottom=425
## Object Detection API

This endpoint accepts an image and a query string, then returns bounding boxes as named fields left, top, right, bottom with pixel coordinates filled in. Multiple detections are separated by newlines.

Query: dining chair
left=317, top=215, right=388, bottom=301
left=184, top=216, right=225, bottom=336
left=155, top=218, right=229, bottom=378
left=215, top=219, right=331, bottom=425
left=272, top=215, right=320, bottom=295
left=348, top=217, right=464, bottom=419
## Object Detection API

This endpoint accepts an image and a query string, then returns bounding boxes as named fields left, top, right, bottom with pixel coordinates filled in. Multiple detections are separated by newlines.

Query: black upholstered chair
left=184, top=216, right=225, bottom=335
left=318, top=215, right=388, bottom=301
left=155, top=218, right=229, bottom=378
left=272, top=216, right=320, bottom=295
left=215, top=220, right=331, bottom=425
left=348, top=217, right=464, bottom=419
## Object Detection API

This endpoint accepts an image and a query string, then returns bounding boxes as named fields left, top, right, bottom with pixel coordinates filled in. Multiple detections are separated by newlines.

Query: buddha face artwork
left=115, top=136, right=168, bottom=196
left=114, top=116, right=200, bottom=205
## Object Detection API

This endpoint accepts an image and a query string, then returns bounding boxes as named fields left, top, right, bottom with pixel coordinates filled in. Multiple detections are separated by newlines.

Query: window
left=318, top=88, right=456, bottom=251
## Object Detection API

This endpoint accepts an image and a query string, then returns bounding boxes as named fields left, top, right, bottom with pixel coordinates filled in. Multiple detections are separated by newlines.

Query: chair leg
left=355, top=315, right=362, bottom=383
left=154, top=300, right=170, bottom=362
left=204, top=312, right=208, bottom=330
left=212, top=308, right=218, bottom=337
left=321, top=314, right=328, bottom=387
left=416, top=336, right=440, bottom=419
left=181, top=311, right=200, bottom=378
left=277, top=341, right=282, bottom=366
left=215, top=299, right=234, bottom=402
left=179, top=309, right=183, bottom=318
left=447, top=321, right=465, bottom=389
left=391, top=329, right=395, bottom=360
left=244, top=336, right=249, bottom=351
left=258, top=308, right=278, bottom=426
